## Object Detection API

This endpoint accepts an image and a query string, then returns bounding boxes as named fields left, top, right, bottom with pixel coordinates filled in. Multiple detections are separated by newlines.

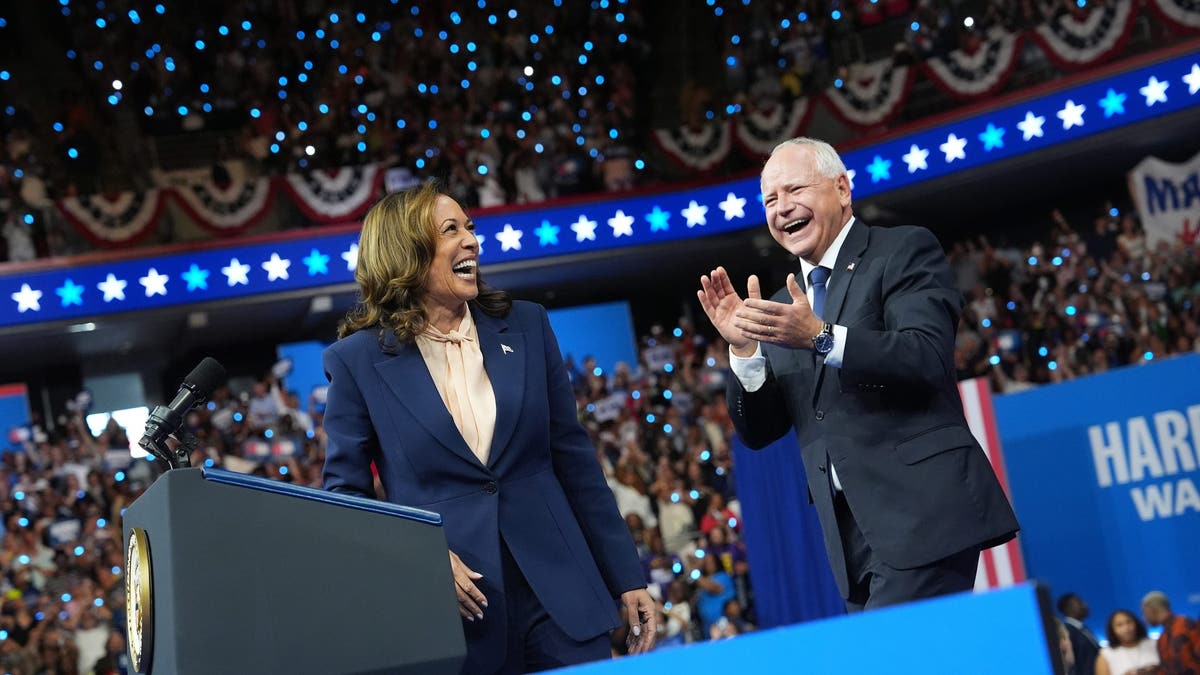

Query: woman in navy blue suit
left=322, top=182, right=656, bottom=674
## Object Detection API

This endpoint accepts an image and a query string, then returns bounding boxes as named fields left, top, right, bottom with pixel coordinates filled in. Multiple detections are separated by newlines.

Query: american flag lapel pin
left=847, top=262, right=856, bottom=272
left=501, top=344, right=514, bottom=355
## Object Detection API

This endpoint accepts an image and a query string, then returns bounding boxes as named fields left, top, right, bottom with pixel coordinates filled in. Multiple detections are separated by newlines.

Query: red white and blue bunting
left=652, top=121, right=733, bottom=172
left=281, top=165, right=383, bottom=224
left=1031, top=1, right=1136, bottom=70
left=823, top=58, right=914, bottom=128
left=733, top=98, right=814, bottom=159
left=1145, top=0, right=1200, bottom=31
left=170, top=175, right=275, bottom=236
left=57, top=190, right=166, bottom=247
left=922, top=29, right=1023, bottom=100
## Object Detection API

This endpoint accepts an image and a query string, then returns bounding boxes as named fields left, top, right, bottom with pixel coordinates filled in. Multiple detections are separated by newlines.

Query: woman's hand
left=448, top=550, right=487, bottom=621
left=621, top=588, right=658, bottom=655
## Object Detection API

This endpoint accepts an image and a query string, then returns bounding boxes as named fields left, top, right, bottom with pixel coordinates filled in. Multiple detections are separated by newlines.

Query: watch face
left=814, top=332, right=835, bottom=355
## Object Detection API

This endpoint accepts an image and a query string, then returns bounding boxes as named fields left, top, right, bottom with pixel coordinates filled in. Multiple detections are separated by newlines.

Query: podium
left=121, top=467, right=466, bottom=675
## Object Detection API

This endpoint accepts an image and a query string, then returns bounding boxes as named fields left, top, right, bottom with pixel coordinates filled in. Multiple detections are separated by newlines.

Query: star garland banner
left=1031, top=1, right=1136, bottom=70
left=822, top=57, right=915, bottom=128
left=1146, top=0, right=1200, bottom=31
left=281, top=164, right=383, bottom=224
left=651, top=120, right=733, bottom=172
left=57, top=190, right=167, bottom=248
left=732, top=98, right=815, bottom=159
left=922, top=29, right=1024, bottom=100
left=169, top=175, right=276, bottom=236
left=6, top=46, right=1200, bottom=330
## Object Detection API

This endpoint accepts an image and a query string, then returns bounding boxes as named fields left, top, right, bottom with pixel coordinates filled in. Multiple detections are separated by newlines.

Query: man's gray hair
left=1141, top=590, right=1170, bottom=609
left=769, top=137, right=848, bottom=179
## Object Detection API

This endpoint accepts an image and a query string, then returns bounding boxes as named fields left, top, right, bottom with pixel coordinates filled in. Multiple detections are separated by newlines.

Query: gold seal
left=125, top=527, right=153, bottom=673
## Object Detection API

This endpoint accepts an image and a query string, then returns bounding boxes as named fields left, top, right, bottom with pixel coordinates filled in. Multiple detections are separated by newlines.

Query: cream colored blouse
left=414, top=310, right=497, bottom=465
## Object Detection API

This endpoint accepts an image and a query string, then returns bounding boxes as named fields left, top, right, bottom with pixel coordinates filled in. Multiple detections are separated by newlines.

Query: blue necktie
left=808, top=266, right=831, bottom=317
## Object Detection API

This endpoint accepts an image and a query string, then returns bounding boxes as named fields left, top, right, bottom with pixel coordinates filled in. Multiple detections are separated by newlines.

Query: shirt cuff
left=728, top=343, right=767, bottom=392
left=823, top=325, right=848, bottom=368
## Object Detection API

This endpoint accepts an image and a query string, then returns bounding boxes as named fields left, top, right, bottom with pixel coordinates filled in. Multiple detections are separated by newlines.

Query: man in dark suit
left=697, top=137, right=1018, bottom=611
left=1060, top=593, right=1101, bottom=675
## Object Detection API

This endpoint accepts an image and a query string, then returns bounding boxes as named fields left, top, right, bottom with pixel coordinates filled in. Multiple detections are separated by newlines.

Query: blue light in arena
left=396, top=119, right=406, bottom=128
left=357, top=141, right=366, bottom=152
left=1038, top=346, right=1049, bottom=358
left=488, top=14, right=497, bottom=25
left=989, top=355, right=1001, bottom=366
left=578, top=54, right=588, bottom=65
left=93, top=60, right=103, bottom=70
left=200, top=83, right=210, bottom=93
left=195, top=39, right=205, bottom=50
left=1065, top=305, right=1077, bottom=316
left=218, top=24, right=228, bottom=35
left=154, top=3, right=164, bottom=14
left=250, top=107, right=261, bottom=118
left=298, top=121, right=308, bottom=131
left=354, top=74, right=363, bottom=84
left=450, top=11, right=461, bottom=24
left=508, top=8, right=518, bottom=18
left=241, top=20, right=251, bottom=30
left=0, top=71, right=9, bottom=81
left=832, top=9, right=842, bottom=19
left=338, top=64, right=348, bottom=74
left=95, top=17, right=106, bottom=27
left=318, top=103, right=329, bottom=114
left=911, top=21, right=920, bottom=31
left=356, top=12, right=365, bottom=22
left=164, top=57, right=175, bottom=71
left=108, top=94, right=119, bottom=105
left=618, top=33, right=628, bottom=43
left=1144, top=351, right=1155, bottom=361
left=428, top=119, right=437, bottom=129
left=328, top=12, right=339, bottom=23
left=67, top=147, right=79, bottom=159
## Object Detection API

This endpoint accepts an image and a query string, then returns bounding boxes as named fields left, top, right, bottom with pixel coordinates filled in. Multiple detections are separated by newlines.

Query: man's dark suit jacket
left=323, top=301, right=644, bottom=673
left=728, top=221, right=1019, bottom=597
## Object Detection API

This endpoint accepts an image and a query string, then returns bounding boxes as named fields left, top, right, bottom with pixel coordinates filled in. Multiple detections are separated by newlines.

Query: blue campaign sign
left=994, top=354, right=1200, bottom=630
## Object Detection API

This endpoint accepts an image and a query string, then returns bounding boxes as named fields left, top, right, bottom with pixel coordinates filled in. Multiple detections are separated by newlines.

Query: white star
left=1017, top=111, right=1045, bottom=141
left=718, top=193, right=746, bottom=221
left=475, top=234, right=485, bottom=255
left=939, top=133, right=967, bottom=163
left=139, top=268, right=169, bottom=297
left=11, top=284, right=42, bottom=313
left=1056, top=99, right=1086, bottom=130
left=97, top=274, right=127, bottom=302
left=608, top=210, right=635, bottom=237
left=495, top=224, right=524, bottom=251
left=341, top=243, right=359, bottom=271
left=845, top=169, right=856, bottom=191
left=570, top=214, right=598, bottom=241
left=681, top=200, right=709, bottom=228
left=1139, top=76, right=1169, bottom=106
left=222, top=258, right=251, bottom=286
left=1184, top=64, right=1200, bottom=96
left=901, top=144, right=929, bottom=173
left=261, top=253, right=291, bottom=281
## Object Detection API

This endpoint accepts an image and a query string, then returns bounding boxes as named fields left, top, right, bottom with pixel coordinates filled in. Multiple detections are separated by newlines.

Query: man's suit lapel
left=473, top=307, right=525, bottom=468
left=812, top=221, right=869, bottom=404
left=373, top=331, right=483, bottom=469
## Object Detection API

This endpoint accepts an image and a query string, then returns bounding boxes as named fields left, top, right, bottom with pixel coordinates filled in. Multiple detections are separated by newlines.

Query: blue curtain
left=732, top=433, right=845, bottom=628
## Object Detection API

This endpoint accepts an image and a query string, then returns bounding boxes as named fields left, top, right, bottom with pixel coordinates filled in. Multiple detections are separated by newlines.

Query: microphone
left=139, top=357, right=226, bottom=468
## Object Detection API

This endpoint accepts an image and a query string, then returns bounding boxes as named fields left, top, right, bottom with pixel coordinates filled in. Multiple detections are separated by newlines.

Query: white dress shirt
left=729, top=216, right=857, bottom=490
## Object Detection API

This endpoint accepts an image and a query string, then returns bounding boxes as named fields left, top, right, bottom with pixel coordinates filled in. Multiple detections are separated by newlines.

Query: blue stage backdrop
left=546, top=301, right=638, bottom=377
left=732, top=434, right=845, bottom=628
left=994, top=354, right=1200, bottom=631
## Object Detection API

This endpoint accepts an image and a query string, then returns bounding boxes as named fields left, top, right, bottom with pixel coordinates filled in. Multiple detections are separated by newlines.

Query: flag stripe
left=959, top=377, right=1028, bottom=591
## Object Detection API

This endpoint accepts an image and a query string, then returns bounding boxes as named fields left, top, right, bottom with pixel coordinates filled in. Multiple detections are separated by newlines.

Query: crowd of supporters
left=2, top=0, right=1180, bottom=254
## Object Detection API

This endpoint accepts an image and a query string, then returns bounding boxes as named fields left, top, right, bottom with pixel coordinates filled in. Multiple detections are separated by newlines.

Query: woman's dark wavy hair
left=337, top=181, right=510, bottom=342
left=1104, top=609, right=1148, bottom=647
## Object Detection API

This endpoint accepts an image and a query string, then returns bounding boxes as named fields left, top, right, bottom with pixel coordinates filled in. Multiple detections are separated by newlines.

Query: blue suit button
left=815, top=410, right=825, bottom=421
left=484, top=481, right=498, bottom=494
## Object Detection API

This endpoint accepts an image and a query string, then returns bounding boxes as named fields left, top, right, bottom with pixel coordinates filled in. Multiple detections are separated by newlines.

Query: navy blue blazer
left=728, top=222, right=1019, bottom=597
left=322, top=301, right=644, bottom=669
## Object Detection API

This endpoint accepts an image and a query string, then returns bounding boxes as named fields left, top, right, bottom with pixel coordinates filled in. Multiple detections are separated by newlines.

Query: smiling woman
left=323, top=181, right=657, bottom=673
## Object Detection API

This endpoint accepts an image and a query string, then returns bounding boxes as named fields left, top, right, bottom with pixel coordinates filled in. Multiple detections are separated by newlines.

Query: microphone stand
left=138, top=408, right=200, bottom=470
